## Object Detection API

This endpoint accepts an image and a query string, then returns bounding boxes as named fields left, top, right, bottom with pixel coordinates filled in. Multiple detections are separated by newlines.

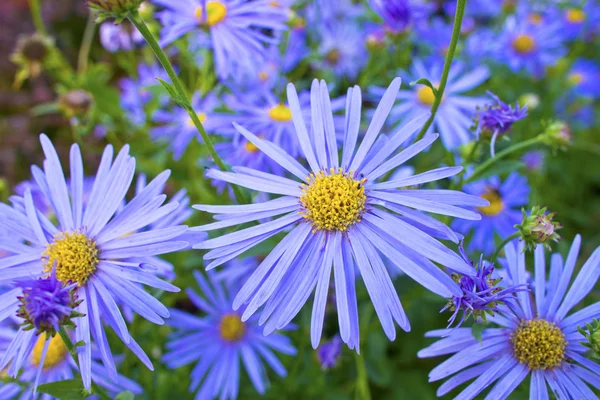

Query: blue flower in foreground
left=375, top=59, right=489, bottom=149
left=163, top=271, right=296, bottom=399
left=153, top=0, right=289, bottom=80
left=476, top=92, right=527, bottom=156
left=0, top=325, right=142, bottom=399
left=494, top=15, right=564, bottom=77
left=0, top=135, right=186, bottom=390
left=567, top=59, right=600, bottom=99
left=120, top=63, right=169, bottom=126
left=151, top=91, right=230, bottom=160
left=192, top=78, right=489, bottom=350
left=453, top=172, right=529, bottom=255
left=419, top=237, right=600, bottom=399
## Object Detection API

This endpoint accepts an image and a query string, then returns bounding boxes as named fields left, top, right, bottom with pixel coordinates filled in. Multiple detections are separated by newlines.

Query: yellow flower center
left=568, top=72, right=584, bottom=86
left=511, top=319, right=567, bottom=370
left=300, top=169, right=367, bottom=232
left=259, top=71, right=269, bottom=81
left=528, top=13, right=543, bottom=25
left=42, top=231, right=99, bottom=285
left=478, top=190, right=503, bottom=216
left=416, top=86, right=436, bottom=106
left=244, top=141, right=259, bottom=153
left=512, top=34, right=536, bottom=54
left=194, top=1, right=227, bottom=26
left=566, top=8, right=586, bottom=23
left=31, top=333, right=68, bottom=370
left=325, top=49, right=341, bottom=65
left=187, top=112, right=207, bottom=128
left=268, top=104, right=292, bottom=122
left=219, top=314, right=246, bottom=342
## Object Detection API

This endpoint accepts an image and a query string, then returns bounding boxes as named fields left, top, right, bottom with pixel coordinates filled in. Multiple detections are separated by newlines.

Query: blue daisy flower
left=369, top=0, right=411, bottom=34
left=163, top=271, right=296, bottom=399
left=419, top=237, right=600, bottom=399
left=452, top=172, right=529, bottom=255
left=192, top=79, right=488, bottom=350
left=99, top=21, right=144, bottom=53
left=373, top=59, right=489, bottom=149
left=0, top=323, right=142, bottom=399
left=0, top=135, right=186, bottom=390
left=313, top=20, right=368, bottom=80
left=120, top=63, right=169, bottom=126
left=153, top=0, right=289, bottom=80
left=151, top=91, right=231, bottom=160
left=555, top=3, right=600, bottom=41
left=494, top=15, right=565, bottom=77
left=567, top=58, right=600, bottom=99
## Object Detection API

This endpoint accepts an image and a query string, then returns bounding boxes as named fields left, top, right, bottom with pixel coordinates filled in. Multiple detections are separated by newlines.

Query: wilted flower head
left=59, top=89, right=94, bottom=118
left=16, top=273, right=82, bottom=336
left=476, top=92, right=527, bottom=156
left=515, top=205, right=562, bottom=250
left=317, top=335, right=343, bottom=370
left=441, top=245, right=527, bottom=328
left=10, top=33, right=53, bottom=88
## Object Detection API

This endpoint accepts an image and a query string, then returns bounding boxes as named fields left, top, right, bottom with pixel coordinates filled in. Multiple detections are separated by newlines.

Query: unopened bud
left=515, top=206, right=562, bottom=251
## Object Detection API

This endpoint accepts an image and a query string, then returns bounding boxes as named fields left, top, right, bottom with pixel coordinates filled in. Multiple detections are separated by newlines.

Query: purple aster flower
left=153, top=0, right=289, bottom=80
left=419, top=237, right=600, bottom=399
left=314, top=19, right=368, bottom=80
left=163, top=271, right=296, bottom=399
left=494, top=15, right=565, bottom=77
left=369, top=0, right=411, bottom=34
left=555, top=3, right=600, bottom=41
left=192, top=79, right=488, bottom=351
left=522, top=150, right=544, bottom=171
left=0, top=135, right=186, bottom=391
left=373, top=59, right=489, bottom=149
left=452, top=172, right=529, bottom=255
left=442, top=245, right=527, bottom=328
left=476, top=92, right=528, bottom=156
left=99, top=21, right=144, bottom=53
left=151, top=91, right=231, bottom=160
left=120, top=62, right=169, bottom=126
left=567, top=59, right=600, bottom=99
left=317, top=335, right=343, bottom=369
left=16, top=274, right=81, bottom=336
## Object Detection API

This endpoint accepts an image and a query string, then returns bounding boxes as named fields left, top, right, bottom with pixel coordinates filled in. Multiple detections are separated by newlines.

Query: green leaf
left=73, top=340, right=86, bottom=347
left=409, top=78, right=438, bottom=96
left=30, top=102, right=60, bottom=117
left=37, top=379, right=90, bottom=399
left=471, top=322, right=486, bottom=343
left=156, top=78, right=186, bottom=107
left=115, top=391, right=135, bottom=400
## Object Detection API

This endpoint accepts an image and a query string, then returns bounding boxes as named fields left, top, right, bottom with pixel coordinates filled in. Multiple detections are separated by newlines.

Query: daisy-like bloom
left=151, top=91, right=230, bottom=160
left=373, top=59, right=489, bottom=149
left=153, top=0, right=289, bottom=80
left=556, top=2, right=600, bottom=41
left=453, top=172, right=529, bottom=255
left=192, top=79, right=489, bottom=350
left=0, top=325, right=142, bottom=399
left=163, top=271, right=296, bottom=399
left=0, top=134, right=186, bottom=390
left=314, top=20, right=368, bottom=80
left=419, top=237, right=600, bottom=399
left=494, top=15, right=565, bottom=77
left=567, top=59, right=600, bottom=99
left=369, top=0, right=411, bottom=34
left=99, top=21, right=144, bottom=53
left=475, top=92, right=528, bottom=156
left=120, top=62, right=169, bottom=126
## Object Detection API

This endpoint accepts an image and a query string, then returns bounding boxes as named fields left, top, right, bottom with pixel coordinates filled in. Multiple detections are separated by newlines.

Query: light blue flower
left=567, top=59, right=600, bottom=99
left=192, top=78, right=488, bottom=351
left=419, top=237, right=600, bottom=399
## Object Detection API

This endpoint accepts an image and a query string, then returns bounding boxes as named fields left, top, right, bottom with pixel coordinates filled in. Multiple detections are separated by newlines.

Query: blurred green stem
left=463, top=136, right=544, bottom=185
left=491, top=232, right=520, bottom=261
left=354, top=352, right=371, bottom=400
left=129, top=11, right=245, bottom=203
left=28, top=0, right=47, bottom=35
left=78, top=12, right=97, bottom=74
left=415, top=0, right=466, bottom=141
left=58, top=328, right=111, bottom=400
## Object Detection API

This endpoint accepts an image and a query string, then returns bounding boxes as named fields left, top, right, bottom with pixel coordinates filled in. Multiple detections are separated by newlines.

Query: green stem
left=28, top=0, right=47, bottom=35
left=353, top=352, right=371, bottom=400
left=491, top=232, right=520, bottom=262
left=464, top=136, right=544, bottom=185
left=415, top=0, right=466, bottom=141
left=58, top=328, right=111, bottom=400
left=78, top=12, right=97, bottom=74
left=128, top=11, right=245, bottom=203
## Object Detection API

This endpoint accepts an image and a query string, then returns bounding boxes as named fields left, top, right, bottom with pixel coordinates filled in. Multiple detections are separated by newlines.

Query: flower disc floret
left=219, top=314, right=246, bottom=342
left=31, top=334, right=68, bottom=370
left=512, top=34, right=536, bottom=54
left=417, top=86, right=436, bottom=105
left=511, top=319, right=567, bottom=370
left=268, top=104, right=293, bottom=122
left=195, top=1, right=227, bottom=26
left=42, top=231, right=99, bottom=285
left=300, top=168, right=367, bottom=232
left=477, top=190, right=503, bottom=216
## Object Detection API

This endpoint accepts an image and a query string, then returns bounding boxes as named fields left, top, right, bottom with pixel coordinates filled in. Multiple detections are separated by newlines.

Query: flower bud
left=88, top=0, right=143, bottom=22
left=541, top=121, right=571, bottom=150
left=59, top=89, right=94, bottom=118
left=515, top=206, right=562, bottom=251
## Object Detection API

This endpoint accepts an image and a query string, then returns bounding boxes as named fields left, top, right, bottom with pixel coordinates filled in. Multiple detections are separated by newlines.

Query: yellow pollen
left=244, top=141, right=259, bottom=153
left=42, top=231, right=99, bottom=285
left=194, top=1, right=227, bottom=26
left=512, top=34, right=536, bottom=54
left=300, top=168, right=367, bottom=232
left=416, top=86, right=436, bottom=106
left=268, top=104, right=292, bottom=122
left=568, top=72, right=584, bottom=86
left=259, top=71, right=269, bottom=81
left=219, top=314, right=246, bottom=342
left=566, top=8, right=586, bottom=23
left=187, top=112, right=207, bottom=128
left=270, top=0, right=279, bottom=6
left=511, top=319, right=567, bottom=370
left=478, top=190, right=504, bottom=216
left=528, top=13, right=543, bottom=25
left=31, top=334, right=68, bottom=369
